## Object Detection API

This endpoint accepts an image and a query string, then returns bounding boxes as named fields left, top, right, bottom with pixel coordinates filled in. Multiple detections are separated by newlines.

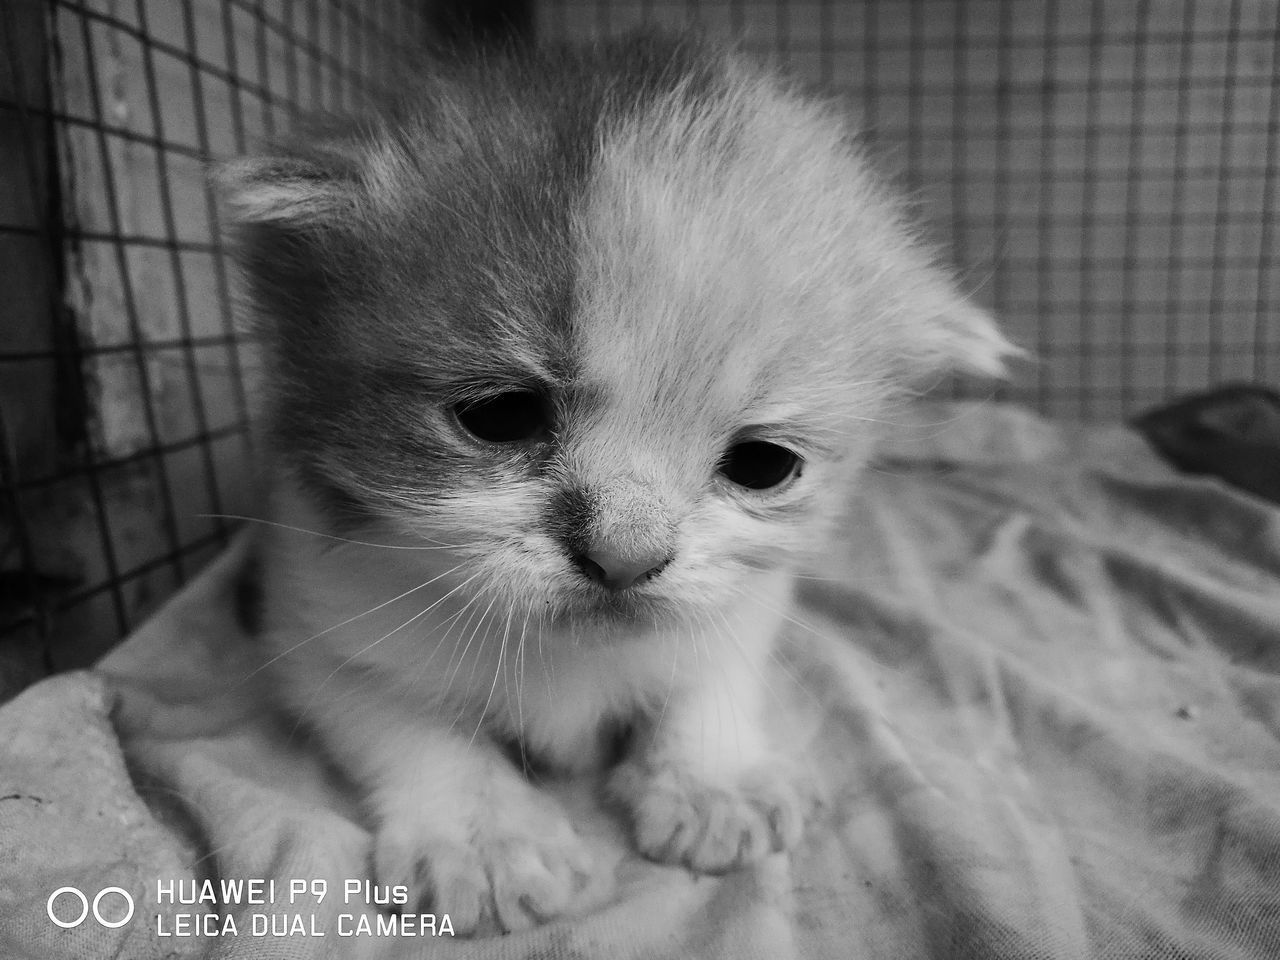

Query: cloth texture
left=2, top=402, right=1278, bottom=959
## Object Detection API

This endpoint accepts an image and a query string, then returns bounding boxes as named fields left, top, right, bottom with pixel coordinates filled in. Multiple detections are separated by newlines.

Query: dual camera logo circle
left=46, top=887, right=135, bottom=929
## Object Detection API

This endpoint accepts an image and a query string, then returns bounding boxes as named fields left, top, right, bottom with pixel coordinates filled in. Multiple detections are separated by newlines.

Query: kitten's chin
left=546, top=587, right=684, bottom=642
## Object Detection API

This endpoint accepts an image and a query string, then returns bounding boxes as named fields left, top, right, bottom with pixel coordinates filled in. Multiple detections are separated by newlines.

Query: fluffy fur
left=218, top=33, right=1013, bottom=936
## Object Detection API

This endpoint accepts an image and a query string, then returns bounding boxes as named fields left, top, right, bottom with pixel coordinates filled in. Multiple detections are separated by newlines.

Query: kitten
left=217, top=33, right=1012, bottom=936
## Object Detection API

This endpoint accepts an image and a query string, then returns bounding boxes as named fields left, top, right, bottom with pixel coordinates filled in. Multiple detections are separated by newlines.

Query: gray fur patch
left=219, top=33, right=736, bottom=523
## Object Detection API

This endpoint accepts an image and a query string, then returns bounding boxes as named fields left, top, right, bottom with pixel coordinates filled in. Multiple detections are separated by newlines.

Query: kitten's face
left=221, top=36, right=1012, bottom=633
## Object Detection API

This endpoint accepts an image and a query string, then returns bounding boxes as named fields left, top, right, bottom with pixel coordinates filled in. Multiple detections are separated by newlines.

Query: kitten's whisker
left=789, top=572, right=849, bottom=583
left=462, top=594, right=502, bottom=694
left=198, top=513, right=470, bottom=550
left=536, top=605, right=554, bottom=709
left=443, top=592, right=500, bottom=732
left=241, top=561, right=471, bottom=681
left=470, top=605, right=516, bottom=752
left=722, top=584, right=826, bottom=704
left=695, top=610, right=740, bottom=770
left=653, top=620, right=682, bottom=740
left=404, top=576, right=495, bottom=691
left=708, top=605, right=789, bottom=736
left=420, top=586, right=487, bottom=688
left=514, top=608, right=532, bottom=758
left=324, top=575, right=483, bottom=698
left=435, top=584, right=494, bottom=709
left=289, top=571, right=485, bottom=735
left=451, top=603, right=501, bottom=741
left=729, top=586, right=830, bottom=647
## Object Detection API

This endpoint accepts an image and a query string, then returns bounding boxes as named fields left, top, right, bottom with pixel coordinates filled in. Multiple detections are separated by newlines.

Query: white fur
left=261, top=479, right=796, bottom=767
left=260, top=471, right=801, bottom=931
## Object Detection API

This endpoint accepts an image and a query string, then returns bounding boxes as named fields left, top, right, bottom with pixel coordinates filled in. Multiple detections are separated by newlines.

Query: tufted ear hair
left=920, top=297, right=1023, bottom=380
left=884, top=264, right=1023, bottom=382
left=213, top=153, right=362, bottom=238
left=211, top=152, right=369, bottom=330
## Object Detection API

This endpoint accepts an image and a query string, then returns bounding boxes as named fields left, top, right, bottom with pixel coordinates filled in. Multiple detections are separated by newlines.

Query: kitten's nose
left=572, top=545, right=671, bottom=591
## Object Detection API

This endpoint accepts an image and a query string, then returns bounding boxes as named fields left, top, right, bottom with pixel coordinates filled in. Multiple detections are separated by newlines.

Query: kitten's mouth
left=553, top=583, right=669, bottom=630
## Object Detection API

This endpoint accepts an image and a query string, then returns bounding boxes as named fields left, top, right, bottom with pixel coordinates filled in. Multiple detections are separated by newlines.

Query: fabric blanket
left=2, top=402, right=1278, bottom=960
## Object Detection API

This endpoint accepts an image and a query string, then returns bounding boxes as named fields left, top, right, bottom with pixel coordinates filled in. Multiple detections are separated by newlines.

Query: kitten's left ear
left=915, top=295, right=1023, bottom=380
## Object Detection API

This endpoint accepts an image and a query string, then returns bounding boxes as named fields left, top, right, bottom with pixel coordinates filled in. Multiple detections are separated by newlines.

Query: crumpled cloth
left=2, top=402, right=1279, bottom=959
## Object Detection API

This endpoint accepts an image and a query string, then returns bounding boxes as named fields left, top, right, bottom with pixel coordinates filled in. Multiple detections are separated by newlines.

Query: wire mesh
left=538, top=0, right=1280, bottom=420
left=0, top=0, right=430, bottom=690
left=3, top=0, right=1279, bottom=690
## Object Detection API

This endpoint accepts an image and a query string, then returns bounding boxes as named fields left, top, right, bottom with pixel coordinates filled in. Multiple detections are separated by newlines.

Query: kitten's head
left=218, top=34, right=1014, bottom=631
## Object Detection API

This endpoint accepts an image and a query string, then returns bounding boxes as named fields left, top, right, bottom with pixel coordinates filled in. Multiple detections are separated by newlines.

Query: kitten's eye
left=718, top=440, right=802, bottom=491
left=453, top=391, right=548, bottom=443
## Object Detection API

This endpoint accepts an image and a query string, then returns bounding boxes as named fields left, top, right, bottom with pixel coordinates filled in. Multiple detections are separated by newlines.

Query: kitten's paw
left=608, top=759, right=812, bottom=873
left=374, top=795, right=595, bottom=936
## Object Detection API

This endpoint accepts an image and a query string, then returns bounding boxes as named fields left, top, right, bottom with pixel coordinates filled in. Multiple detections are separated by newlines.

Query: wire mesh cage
left=0, top=0, right=432, bottom=694
left=2, top=0, right=1278, bottom=695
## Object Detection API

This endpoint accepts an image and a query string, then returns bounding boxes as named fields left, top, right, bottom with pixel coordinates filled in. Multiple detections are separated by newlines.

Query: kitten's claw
left=608, top=759, right=812, bottom=874
left=374, top=798, right=595, bottom=936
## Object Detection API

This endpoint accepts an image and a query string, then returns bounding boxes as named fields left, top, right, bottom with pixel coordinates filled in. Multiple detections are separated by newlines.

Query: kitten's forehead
left=567, top=67, right=888, bottom=450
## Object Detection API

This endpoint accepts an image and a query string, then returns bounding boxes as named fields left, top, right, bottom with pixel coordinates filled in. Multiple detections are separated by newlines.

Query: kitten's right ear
left=213, top=155, right=363, bottom=318
left=213, top=155, right=358, bottom=233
